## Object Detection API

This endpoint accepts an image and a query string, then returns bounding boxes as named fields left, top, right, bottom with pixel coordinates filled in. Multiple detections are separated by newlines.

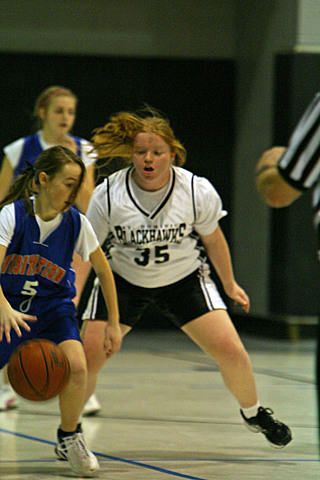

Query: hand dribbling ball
left=7, top=339, right=70, bottom=401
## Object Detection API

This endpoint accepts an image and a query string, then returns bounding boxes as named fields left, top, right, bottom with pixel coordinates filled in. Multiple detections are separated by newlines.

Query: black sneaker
left=240, top=406, right=293, bottom=448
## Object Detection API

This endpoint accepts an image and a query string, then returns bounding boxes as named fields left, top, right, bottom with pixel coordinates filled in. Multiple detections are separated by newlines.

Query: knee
left=68, top=356, right=87, bottom=384
left=83, top=338, right=107, bottom=374
left=81, top=328, right=105, bottom=371
left=215, top=337, right=251, bottom=367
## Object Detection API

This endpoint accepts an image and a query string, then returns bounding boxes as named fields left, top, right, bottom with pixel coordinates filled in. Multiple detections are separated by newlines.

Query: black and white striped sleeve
left=277, top=92, right=320, bottom=191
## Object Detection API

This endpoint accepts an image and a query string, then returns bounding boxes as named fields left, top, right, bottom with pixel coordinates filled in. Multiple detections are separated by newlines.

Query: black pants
left=317, top=319, right=320, bottom=448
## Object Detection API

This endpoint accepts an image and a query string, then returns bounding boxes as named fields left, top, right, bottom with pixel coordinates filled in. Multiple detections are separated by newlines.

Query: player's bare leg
left=182, top=310, right=292, bottom=447
left=56, top=339, right=100, bottom=476
left=182, top=309, right=257, bottom=407
left=58, top=340, right=88, bottom=431
left=81, top=320, right=130, bottom=404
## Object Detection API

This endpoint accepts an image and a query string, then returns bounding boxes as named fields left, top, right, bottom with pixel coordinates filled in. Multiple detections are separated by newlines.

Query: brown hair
left=0, top=146, right=85, bottom=215
left=92, top=106, right=187, bottom=176
left=32, top=86, right=78, bottom=130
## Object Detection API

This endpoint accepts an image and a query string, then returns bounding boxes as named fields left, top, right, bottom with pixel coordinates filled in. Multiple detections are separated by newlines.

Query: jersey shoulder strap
left=15, top=134, right=42, bottom=178
left=64, top=206, right=81, bottom=243
left=69, top=135, right=82, bottom=157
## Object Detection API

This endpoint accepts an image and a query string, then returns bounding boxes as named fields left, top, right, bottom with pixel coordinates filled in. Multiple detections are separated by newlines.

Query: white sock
left=241, top=401, right=261, bottom=419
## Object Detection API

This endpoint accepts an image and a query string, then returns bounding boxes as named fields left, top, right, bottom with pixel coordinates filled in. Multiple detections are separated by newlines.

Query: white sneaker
left=0, top=385, right=19, bottom=411
left=83, top=394, right=101, bottom=417
left=55, top=423, right=82, bottom=461
left=56, top=431, right=100, bottom=477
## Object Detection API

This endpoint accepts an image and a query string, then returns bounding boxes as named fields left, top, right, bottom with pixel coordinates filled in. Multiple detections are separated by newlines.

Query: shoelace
left=74, top=435, right=90, bottom=459
left=258, top=408, right=281, bottom=429
left=60, top=433, right=89, bottom=459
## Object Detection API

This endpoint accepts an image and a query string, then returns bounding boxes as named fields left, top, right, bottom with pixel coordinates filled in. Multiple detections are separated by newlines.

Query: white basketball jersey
left=86, top=166, right=227, bottom=288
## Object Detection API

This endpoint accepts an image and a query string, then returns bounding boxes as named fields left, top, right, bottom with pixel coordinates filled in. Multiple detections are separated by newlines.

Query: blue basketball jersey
left=1, top=200, right=81, bottom=303
left=14, top=133, right=82, bottom=178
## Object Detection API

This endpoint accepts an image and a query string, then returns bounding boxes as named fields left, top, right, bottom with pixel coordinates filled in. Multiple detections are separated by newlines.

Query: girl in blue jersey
left=77, top=107, right=292, bottom=450
left=0, top=85, right=97, bottom=413
left=0, top=146, right=122, bottom=477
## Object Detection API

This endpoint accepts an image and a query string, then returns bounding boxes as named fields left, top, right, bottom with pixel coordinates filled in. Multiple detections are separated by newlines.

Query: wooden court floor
left=0, top=329, right=318, bottom=479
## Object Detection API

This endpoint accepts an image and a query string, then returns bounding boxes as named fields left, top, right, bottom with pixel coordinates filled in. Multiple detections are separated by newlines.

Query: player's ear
left=38, top=171, right=49, bottom=187
left=170, top=153, right=176, bottom=163
left=38, top=107, right=46, bottom=121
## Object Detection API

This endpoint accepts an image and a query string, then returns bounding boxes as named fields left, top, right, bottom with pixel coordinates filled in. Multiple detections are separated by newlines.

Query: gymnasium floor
left=0, top=329, right=318, bottom=479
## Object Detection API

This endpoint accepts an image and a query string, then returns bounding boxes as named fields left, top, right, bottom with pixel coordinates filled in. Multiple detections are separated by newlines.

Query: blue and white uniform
left=83, top=166, right=228, bottom=328
left=0, top=200, right=99, bottom=368
left=4, top=131, right=96, bottom=179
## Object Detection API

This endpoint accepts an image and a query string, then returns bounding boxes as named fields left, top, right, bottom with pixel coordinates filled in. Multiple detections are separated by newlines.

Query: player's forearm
left=0, top=157, right=14, bottom=203
left=74, top=166, right=95, bottom=214
left=209, top=241, right=235, bottom=290
left=90, top=247, right=120, bottom=327
left=98, top=268, right=119, bottom=327
left=72, top=252, right=92, bottom=307
left=201, top=227, right=236, bottom=290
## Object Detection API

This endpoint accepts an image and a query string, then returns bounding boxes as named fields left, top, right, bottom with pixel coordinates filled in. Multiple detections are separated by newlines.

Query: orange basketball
left=7, top=339, right=70, bottom=401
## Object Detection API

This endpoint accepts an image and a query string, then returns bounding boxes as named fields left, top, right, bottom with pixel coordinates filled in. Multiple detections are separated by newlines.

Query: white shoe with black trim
left=56, top=431, right=100, bottom=477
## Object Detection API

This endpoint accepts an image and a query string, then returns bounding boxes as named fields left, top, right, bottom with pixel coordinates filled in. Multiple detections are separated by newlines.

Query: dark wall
left=270, top=53, right=320, bottom=315
left=0, top=52, right=235, bottom=215
left=0, top=52, right=236, bottom=329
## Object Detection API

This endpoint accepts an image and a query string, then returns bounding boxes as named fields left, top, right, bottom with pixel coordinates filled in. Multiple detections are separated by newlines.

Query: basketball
left=7, top=339, right=70, bottom=401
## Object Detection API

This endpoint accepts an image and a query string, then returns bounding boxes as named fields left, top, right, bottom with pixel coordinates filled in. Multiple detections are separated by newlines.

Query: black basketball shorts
left=82, top=268, right=226, bottom=328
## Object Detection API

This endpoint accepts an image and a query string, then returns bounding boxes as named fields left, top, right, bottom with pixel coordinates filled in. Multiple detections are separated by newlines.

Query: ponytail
left=0, top=163, right=36, bottom=215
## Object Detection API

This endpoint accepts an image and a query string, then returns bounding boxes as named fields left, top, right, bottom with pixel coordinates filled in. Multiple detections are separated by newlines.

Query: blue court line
left=1, top=428, right=319, bottom=478
left=0, top=428, right=208, bottom=480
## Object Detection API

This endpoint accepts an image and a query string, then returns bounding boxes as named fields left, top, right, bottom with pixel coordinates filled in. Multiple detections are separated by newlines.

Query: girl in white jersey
left=0, top=85, right=98, bottom=413
left=77, top=107, right=292, bottom=449
left=0, top=146, right=121, bottom=476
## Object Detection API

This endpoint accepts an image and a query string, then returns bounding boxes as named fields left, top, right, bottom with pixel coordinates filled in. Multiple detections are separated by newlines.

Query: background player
left=0, top=85, right=96, bottom=211
left=0, top=85, right=100, bottom=415
left=0, top=146, right=121, bottom=476
left=76, top=106, right=292, bottom=449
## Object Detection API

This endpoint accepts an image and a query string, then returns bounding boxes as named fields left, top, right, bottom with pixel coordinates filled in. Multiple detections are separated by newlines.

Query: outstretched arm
left=200, top=226, right=250, bottom=313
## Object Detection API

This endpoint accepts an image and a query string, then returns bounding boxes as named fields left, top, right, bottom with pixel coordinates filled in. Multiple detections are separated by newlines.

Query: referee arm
left=255, top=146, right=302, bottom=208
